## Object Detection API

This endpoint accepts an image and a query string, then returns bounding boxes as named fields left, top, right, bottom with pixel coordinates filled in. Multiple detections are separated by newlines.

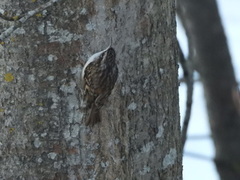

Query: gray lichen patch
left=163, top=148, right=177, bottom=169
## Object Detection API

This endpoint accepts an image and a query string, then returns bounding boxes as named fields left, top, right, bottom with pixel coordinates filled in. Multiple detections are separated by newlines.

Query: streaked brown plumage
left=82, top=45, right=118, bottom=126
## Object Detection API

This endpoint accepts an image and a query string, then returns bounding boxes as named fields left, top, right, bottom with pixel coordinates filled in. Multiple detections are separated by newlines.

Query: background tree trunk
left=0, top=0, right=181, bottom=179
left=177, top=0, right=240, bottom=179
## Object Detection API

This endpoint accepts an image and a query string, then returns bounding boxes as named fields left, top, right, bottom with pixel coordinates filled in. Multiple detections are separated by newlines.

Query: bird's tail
left=86, top=103, right=101, bottom=126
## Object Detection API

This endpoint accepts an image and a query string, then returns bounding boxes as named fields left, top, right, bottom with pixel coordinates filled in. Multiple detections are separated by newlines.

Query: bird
left=82, top=44, right=118, bottom=126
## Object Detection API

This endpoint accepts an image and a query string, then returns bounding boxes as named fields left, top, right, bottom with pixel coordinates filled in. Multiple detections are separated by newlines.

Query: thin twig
left=187, top=134, right=211, bottom=140
left=178, top=41, right=194, bottom=150
left=0, top=0, right=63, bottom=41
left=0, top=12, right=24, bottom=21
left=184, top=151, right=212, bottom=161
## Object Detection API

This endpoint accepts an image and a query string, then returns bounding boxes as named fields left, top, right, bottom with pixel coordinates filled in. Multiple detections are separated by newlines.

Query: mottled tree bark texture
left=0, top=0, right=181, bottom=179
left=177, top=0, right=240, bottom=179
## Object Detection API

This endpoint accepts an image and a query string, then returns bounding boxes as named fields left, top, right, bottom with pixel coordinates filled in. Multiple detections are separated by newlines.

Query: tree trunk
left=177, top=0, right=240, bottom=179
left=0, top=0, right=181, bottom=179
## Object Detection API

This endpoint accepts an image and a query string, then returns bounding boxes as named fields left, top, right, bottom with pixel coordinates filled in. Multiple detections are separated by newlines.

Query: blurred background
left=177, top=0, right=240, bottom=179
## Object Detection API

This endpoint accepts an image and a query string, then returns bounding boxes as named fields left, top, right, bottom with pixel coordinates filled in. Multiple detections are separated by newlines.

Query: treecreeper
left=81, top=45, right=118, bottom=126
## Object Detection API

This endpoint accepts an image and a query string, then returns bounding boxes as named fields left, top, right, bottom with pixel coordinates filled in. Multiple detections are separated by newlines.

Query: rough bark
left=0, top=0, right=181, bottom=179
left=177, top=0, right=240, bottom=179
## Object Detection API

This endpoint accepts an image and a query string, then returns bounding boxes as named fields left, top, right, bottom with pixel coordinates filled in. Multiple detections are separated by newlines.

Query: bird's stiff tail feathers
left=85, top=103, right=101, bottom=126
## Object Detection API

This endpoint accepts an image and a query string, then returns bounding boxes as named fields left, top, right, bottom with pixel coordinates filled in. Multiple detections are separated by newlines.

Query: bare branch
left=178, top=0, right=240, bottom=178
left=178, top=41, right=194, bottom=150
left=0, top=0, right=63, bottom=42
